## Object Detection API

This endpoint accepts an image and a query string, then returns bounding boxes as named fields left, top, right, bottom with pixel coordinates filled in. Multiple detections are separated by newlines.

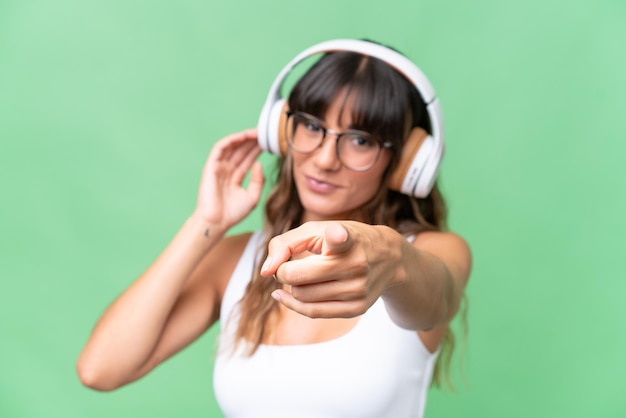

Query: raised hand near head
left=194, top=129, right=264, bottom=233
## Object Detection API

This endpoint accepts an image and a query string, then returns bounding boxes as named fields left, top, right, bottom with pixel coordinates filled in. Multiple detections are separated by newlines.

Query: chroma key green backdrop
left=1, top=0, right=625, bottom=417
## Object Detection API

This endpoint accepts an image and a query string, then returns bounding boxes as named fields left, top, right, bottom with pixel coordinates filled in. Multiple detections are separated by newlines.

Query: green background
left=1, top=0, right=625, bottom=416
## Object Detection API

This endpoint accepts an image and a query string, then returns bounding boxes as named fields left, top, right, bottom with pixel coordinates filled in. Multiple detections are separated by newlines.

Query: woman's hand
left=260, top=221, right=399, bottom=319
left=194, top=129, right=265, bottom=232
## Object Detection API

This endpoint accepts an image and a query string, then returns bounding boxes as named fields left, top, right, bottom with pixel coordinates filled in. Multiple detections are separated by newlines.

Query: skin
left=76, top=97, right=471, bottom=392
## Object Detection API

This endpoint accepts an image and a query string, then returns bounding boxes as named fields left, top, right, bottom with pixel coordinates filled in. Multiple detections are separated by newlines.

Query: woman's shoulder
left=412, top=229, right=472, bottom=286
left=194, top=231, right=261, bottom=300
left=201, top=232, right=254, bottom=265
left=220, top=231, right=257, bottom=251
left=411, top=230, right=469, bottom=251
left=212, top=231, right=266, bottom=268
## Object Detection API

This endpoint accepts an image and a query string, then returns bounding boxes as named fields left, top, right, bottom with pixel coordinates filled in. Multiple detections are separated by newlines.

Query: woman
left=77, top=39, right=471, bottom=418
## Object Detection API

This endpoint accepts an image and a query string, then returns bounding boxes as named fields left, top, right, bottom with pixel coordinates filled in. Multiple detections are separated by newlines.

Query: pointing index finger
left=260, top=223, right=326, bottom=276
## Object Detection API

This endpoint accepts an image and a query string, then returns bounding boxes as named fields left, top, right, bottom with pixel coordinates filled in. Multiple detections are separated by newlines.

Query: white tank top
left=213, top=231, right=439, bottom=418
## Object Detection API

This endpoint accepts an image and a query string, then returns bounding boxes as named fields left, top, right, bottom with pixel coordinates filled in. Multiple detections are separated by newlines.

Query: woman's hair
left=232, top=45, right=458, bottom=387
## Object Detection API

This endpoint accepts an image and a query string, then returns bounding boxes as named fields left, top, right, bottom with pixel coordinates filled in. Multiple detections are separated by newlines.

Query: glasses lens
left=338, top=133, right=380, bottom=171
left=289, top=113, right=324, bottom=153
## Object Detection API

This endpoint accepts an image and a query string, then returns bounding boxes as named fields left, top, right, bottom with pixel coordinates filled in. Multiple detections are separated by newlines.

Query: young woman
left=77, top=39, right=471, bottom=418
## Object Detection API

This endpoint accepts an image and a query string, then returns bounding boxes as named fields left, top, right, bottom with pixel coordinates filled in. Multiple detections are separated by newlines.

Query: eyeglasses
left=285, top=111, right=392, bottom=171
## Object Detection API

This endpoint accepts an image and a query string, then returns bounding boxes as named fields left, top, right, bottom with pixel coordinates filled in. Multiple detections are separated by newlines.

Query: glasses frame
left=285, top=111, right=393, bottom=172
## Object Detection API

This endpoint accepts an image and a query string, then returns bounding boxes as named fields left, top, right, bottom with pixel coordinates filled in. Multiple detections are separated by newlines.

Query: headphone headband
left=264, top=39, right=436, bottom=103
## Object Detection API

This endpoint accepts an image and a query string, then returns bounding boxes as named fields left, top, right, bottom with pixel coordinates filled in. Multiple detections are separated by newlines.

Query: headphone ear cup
left=276, top=102, right=290, bottom=156
left=264, top=98, right=287, bottom=155
left=388, top=127, right=434, bottom=197
left=413, top=136, right=442, bottom=198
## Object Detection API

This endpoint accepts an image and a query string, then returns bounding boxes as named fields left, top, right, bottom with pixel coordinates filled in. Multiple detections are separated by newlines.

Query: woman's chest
left=262, top=306, right=361, bottom=345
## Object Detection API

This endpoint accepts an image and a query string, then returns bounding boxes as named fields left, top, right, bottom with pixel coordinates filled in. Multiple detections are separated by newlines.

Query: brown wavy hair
left=233, top=45, right=459, bottom=387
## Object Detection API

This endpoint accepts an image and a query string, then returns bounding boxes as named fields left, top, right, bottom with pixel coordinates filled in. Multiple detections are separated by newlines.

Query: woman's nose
left=312, top=134, right=342, bottom=170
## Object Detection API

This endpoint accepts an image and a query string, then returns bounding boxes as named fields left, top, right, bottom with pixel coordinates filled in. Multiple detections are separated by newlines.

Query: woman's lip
left=305, top=175, right=340, bottom=193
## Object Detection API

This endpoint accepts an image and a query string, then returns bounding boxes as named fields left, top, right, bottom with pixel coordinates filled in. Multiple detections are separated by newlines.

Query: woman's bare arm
left=76, top=130, right=264, bottom=390
left=261, top=221, right=471, bottom=331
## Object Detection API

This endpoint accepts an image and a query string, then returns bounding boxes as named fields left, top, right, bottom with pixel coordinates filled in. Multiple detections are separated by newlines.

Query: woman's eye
left=350, top=135, right=376, bottom=148
left=304, top=120, right=322, bottom=133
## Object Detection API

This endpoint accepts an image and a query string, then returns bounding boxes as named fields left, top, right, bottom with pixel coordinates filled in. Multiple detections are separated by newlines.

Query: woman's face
left=291, top=94, right=392, bottom=222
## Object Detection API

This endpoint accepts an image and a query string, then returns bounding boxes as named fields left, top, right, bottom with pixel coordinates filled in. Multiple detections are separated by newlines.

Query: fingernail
left=271, top=290, right=281, bottom=301
left=261, top=256, right=272, bottom=273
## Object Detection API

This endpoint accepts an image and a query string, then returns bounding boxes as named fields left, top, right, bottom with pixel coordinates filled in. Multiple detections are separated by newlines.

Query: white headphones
left=257, top=39, right=444, bottom=198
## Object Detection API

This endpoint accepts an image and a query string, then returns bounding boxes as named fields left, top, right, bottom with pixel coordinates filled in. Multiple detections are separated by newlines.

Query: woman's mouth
left=305, top=176, right=340, bottom=193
